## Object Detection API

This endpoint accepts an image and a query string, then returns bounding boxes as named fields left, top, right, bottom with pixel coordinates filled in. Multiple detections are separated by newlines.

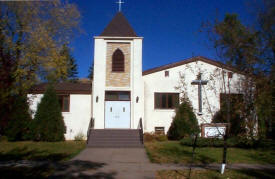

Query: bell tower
left=92, top=12, right=144, bottom=129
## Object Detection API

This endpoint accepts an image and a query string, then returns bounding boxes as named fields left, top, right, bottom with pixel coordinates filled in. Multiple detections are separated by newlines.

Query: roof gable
left=142, top=56, right=243, bottom=76
left=100, top=12, right=137, bottom=37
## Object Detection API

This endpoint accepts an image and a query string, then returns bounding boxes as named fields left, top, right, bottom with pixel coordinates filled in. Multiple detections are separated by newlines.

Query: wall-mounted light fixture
left=136, top=96, right=139, bottom=103
left=96, top=96, right=98, bottom=103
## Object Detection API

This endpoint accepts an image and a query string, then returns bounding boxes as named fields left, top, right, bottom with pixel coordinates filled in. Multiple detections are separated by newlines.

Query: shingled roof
left=29, top=82, right=92, bottom=94
left=142, top=56, right=244, bottom=76
left=100, top=12, right=138, bottom=37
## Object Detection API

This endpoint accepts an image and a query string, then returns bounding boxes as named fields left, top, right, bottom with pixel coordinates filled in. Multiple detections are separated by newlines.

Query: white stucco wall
left=92, top=37, right=144, bottom=129
left=143, top=60, right=244, bottom=134
left=92, top=38, right=106, bottom=129
left=27, top=94, right=91, bottom=140
left=131, top=39, right=144, bottom=129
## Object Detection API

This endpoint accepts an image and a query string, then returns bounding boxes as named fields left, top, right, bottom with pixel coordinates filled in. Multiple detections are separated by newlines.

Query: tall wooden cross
left=116, top=0, right=124, bottom=12
left=191, top=73, right=208, bottom=115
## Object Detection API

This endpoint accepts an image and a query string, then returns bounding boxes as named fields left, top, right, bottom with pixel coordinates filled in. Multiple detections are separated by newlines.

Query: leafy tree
left=212, top=94, right=246, bottom=137
left=258, top=0, right=275, bottom=67
left=32, top=85, right=65, bottom=141
left=0, top=1, right=80, bottom=135
left=256, top=0, right=275, bottom=139
left=203, top=13, right=260, bottom=174
left=59, top=44, right=78, bottom=82
left=4, top=95, right=32, bottom=141
left=167, top=99, right=199, bottom=140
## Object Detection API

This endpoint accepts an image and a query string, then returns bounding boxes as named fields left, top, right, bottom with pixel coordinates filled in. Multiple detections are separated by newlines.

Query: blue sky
left=71, top=0, right=256, bottom=78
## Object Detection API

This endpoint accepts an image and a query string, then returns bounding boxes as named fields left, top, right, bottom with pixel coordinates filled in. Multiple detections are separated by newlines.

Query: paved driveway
left=71, top=148, right=155, bottom=179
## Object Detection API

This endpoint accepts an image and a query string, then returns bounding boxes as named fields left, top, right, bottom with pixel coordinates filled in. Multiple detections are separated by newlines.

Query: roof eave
left=94, top=36, right=143, bottom=39
left=142, top=56, right=245, bottom=76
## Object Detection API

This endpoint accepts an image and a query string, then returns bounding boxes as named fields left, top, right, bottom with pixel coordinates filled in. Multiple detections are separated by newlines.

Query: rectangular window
left=155, top=127, right=165, bottom=135
left=165, top=71, right=169, bottom=77
left=155, top=93, right=179, bottom=109
left=58, top=95, right=70, bottom=112
left=105, top=91, right=130, bottom=101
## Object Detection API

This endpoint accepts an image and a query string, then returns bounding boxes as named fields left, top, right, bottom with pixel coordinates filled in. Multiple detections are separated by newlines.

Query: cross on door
left=191, top=73, right=208, bottom=115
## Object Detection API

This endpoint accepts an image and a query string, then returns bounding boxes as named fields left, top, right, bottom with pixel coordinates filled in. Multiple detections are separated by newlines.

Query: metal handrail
left=87, top=117, right=94, bottom=143
left=138, top=118, right=144, bottom=144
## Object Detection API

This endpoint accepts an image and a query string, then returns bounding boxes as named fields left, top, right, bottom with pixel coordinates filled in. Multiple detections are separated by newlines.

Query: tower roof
left=100, top=12, right=138, bottom=37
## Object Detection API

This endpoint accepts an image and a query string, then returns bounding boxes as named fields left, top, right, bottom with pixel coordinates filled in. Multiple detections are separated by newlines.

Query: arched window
left=112, top=49, right=124, bottom=72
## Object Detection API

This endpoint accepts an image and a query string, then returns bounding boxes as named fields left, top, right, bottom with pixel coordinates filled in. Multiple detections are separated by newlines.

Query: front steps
left=87, top=129, right=143, bottom=148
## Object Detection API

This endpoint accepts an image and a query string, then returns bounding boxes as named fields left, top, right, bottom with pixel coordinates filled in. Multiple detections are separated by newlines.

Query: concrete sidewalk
left=71, top=148, right=154, bottom=179
left=1, top=147, right=275, bottom=178
left=58, top=147, right=275, bottom=178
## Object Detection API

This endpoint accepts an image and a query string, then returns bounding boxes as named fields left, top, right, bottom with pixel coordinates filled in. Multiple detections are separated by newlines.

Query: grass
left=0, top=141, right=86, bottom=162
left=0, top=166, right=54, bottom=179
left=156, top=169, right=275, bottom=179
left=145, top=141, right=275, bottom=164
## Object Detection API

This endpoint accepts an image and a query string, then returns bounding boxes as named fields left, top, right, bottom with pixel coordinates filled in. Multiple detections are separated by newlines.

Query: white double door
left=105, top=101, right=130, bottom=128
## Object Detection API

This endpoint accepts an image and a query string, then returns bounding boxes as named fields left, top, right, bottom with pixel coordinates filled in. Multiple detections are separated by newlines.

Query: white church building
left=28, top=12, right=244, bottom=140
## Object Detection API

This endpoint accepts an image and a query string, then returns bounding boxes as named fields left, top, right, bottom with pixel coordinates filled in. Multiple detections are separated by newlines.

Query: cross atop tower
left=116, top=0, right=124, bottom=12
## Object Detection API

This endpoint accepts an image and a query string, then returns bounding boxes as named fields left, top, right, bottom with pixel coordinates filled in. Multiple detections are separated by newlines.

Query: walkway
left=1, top=148, right=275, bottom=178
left=54, top=147, right=275, bottom=178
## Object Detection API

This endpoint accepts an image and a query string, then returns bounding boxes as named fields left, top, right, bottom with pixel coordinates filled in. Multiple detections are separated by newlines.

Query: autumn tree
left=59, top=44, right=78, bottom=83
left=0, top=1, right=81, bottom=135
left=202, top=13, right=261, bottom=174
left=255, top=0, right=275, bottom=139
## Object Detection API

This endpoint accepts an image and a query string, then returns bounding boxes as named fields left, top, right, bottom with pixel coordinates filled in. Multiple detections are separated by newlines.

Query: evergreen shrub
left=167, top=99, right=199, bottom=140
left=5, top=95, right=32, bottom=141
left=32, top=85, right=65, bottom=141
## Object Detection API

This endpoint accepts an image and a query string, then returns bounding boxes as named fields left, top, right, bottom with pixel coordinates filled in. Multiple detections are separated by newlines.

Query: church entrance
left=104, top=91, right=131, bottom=128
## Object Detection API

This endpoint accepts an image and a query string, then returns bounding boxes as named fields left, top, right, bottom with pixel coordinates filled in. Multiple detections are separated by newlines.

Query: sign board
left=201, top=123, right=227, bottom=138
left=204, top=127, right=226, bottom=138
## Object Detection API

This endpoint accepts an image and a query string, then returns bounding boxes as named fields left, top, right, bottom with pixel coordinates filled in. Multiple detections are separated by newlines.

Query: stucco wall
left=92, top=38, right=106, bottom=129
left=92, top=37, right=144, bottom=129
left=143, top=60, right=244, bottom=134
left=131, top=39, right=144, bottom=129
left=27, top=94, right=91, bottom=140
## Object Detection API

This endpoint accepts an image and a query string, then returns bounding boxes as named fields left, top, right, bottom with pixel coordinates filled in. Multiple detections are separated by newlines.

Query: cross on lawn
left=116, top=0, right=124, bottom=12
left=191, top=73, right=208, bottom=115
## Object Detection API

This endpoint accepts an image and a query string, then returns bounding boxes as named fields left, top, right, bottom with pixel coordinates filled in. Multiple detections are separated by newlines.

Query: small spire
left=116, top=0, right=124, bottom=12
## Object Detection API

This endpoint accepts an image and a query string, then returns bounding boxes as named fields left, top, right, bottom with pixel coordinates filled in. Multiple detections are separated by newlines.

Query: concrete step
left=87, top=129, right=143, bottom=148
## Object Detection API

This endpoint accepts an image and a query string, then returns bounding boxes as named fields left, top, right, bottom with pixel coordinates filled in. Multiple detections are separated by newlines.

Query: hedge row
left=180, top=137, right=275, bottom=149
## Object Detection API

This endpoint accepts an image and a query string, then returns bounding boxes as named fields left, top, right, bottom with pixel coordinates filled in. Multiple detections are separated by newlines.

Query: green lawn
left=145, top=141, right=275, bottom=164
left=0, top=141, right=86, bottom=161
left=156, top=169, right=275, bottom=179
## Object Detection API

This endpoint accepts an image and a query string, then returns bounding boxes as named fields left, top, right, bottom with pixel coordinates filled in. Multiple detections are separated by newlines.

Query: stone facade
left=106, top=42, right=131, bottom=87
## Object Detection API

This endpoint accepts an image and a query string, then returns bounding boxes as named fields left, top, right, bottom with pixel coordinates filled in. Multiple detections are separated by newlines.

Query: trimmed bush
left=144, top=132, right=155, bottom=142
left=0, top=135, right=8, bottom=142
left=5, top=95, right=32, bottom=141
left=32, top=85, right=65, bottom=141
left=180, top=137, right=275, bottom=148
left=155, top=135, right=168, bottom=142
left=143, top=132, right=168, bottom=142
left=167, top=100, right=199, bottom=140
left=180, top=137, right=225, bottom=147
